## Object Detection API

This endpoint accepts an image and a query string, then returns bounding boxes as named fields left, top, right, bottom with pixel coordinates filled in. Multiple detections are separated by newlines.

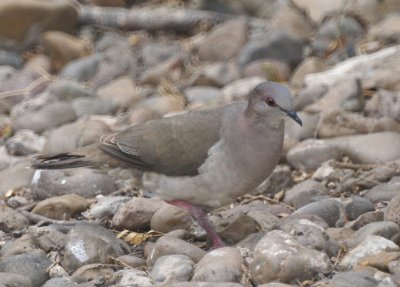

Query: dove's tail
left=31, top=144, right=107, bottom=170
left=32, top=153, right=96, bottom=170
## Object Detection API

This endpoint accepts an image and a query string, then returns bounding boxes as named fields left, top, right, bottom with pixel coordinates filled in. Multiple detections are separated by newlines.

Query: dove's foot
left=166, top=200, right=225, bottom=249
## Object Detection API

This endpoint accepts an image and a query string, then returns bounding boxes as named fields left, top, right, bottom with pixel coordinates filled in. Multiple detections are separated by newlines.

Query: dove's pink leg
left=166, top=200, right=225, bottom=249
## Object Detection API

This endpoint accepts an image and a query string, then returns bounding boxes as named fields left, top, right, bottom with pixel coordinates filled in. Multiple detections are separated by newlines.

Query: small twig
left=0, top=69, right=53, bottom=100
left=331, top=161, right=377, bottom=171
left=333, top=248, right=345, bottom=267
left=109, top=256, right=135, bottom=269
left=241, top=194, right=294, bottom=210
left=20, top=210, right=89, bottom=226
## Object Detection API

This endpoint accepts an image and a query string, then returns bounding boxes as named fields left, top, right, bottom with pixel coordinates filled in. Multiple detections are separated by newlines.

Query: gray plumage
left=34, top=81, right=301, bottom=209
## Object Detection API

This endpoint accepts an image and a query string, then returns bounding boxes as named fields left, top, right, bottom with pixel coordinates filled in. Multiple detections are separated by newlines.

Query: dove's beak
left=286, top=110, right=302, bottom=126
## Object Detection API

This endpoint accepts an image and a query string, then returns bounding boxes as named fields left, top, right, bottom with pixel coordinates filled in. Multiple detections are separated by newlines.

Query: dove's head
left=247, top=81, right=302, bottom=126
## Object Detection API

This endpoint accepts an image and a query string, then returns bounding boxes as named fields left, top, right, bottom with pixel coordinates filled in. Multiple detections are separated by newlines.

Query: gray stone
left=242, top=59, right=290, bottom=82
left=116, top=254, right=145, bottom=269
left=192, top=247, right=243, bottom=283
left=0, top=159, right=34, bottom=195
left=140, top=41, right=181, bottom=67
left=366, top=89, right=400, bottom=122
left=150, top=204, right=191, bottom=233
left=340, top=235, right=399, bottom=268
left=42, top=117, right=111, bottom=154
left=147, top=235, right=206, bottom=266
left=331, top=271, right=378, bottom=287
left=294, top=85, right=328, bottom=110
left=97, top=76, right=142, bottom=109
left=0, top=69, right=44, bottom=114
left=250, top=230, right=331, bottom=284
left=184, top=86, right=223, bottom=105
left=0, top=205, right=29, bottom=232
left=198, top=19, right=248, bottom=62
left=346, top=221, right=400, bottom=249
left=48, top=79, right=94, bottom=101
left=345, top=197, right=375, bottom=221
left=283, top=179, right=328, bottom=209
left=317, top=111, right=400, bottom=138
left=62, top=223, right=128, bottom=272
left=0, top=252, right=52, bottom=287
left=214, top=212, right=260, bottom=245
left=11, top=102, right=76, bottom=133
left=237, top=31, right=304, bottom=68
left=311, top=16, right=364, bottom=62
left=90, top=47, right=136, bottom=89
left=294, top=198, right=345, bottom=227
left=0, top=51, right=23, bottom=68
left=291, top=58, right=327, bottom=89
left=71, top=263, right=114, bottom=283
left=246, top=210, right=279, bottom=232
left=192, top=62, right=239, bottom=87
left=0, top=234, right=38, bottom=258
left=112, top=197, right=166, bottom=231
left=31, top=168, right=116, bottom=200
left=364, top=176, right=400, bottom=203
left=72, top=97, right=116, bottom=117
left=345, top=211, right=384, bottom=231
left=150, top=255, right=194, bottom=283
left=59, top=53, right=102, bottom=82
left=287, top=132, right=400, bottom=171
left=164, top=283, right=244, bottom=287
left=9, top=91, right=53, bottom=120
left=280, top=219, right=340, bottom=257
left=236, top=231, right=266, bottom=252
left=0, top=272, right=32, bottom=287
left=88, top=196, right=130, bottom=220
left=109, top=269, right=153, bottom=287
left=305, top=78, right=364, bottom=113
left=5, top=129, right=46, bottom=156
left=369, top=13, right=400, bottom=43
left=95, top=32, right=131, bottom=53
left=304, top=46, right=400, bottom=91
left=31, top=194, right=90, bottom=220
left=384, top=195, right=400, bottom=225
left=31, top=226, right=67, bottom=252
left=42, top=277, right=75, bottom=287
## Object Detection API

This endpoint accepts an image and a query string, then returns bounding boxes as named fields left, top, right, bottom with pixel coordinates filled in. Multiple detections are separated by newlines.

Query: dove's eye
left=265, top=98, right=276, bottom=107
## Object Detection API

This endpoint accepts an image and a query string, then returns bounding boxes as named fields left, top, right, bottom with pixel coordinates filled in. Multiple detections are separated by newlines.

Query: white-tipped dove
left=33, top=81, right=302, bottom=248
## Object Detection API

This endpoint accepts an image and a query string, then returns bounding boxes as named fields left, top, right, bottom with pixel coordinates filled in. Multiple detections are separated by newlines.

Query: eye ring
left=265, top=98, right=276, bottom=107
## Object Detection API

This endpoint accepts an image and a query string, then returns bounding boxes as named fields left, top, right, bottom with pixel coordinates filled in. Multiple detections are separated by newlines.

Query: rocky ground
left=1, top=0, right=400, bottom=286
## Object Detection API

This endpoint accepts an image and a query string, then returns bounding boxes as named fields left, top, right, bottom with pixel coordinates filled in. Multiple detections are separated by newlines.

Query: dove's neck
left=245, top=112, right=284, bottom=132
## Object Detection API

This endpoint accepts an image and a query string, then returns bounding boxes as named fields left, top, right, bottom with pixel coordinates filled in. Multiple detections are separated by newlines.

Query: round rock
left=345, top=196, right=375, bottom=221
left=0, top=205, right=29, bottom=232
left=150, top=255, right=194, bottom=283
left=250, top=230, right=331, bottom=284
left=147, top=236, right=206, bottom=266
left=31, top=193, right=89, bottom=220
left=0, top=252, right=52, bottom=287
left=112, top=197, right=166, bottom=231
left=31, top=168, right=116, bottom=200
left=294, top=198, right=345, bottom=227
left=62, top=223, right=128, bottom=272
left=150, top=204, right=191, bottom=233
left=0, top=272, right=33, bottom=287
left=192, top=247, right=244, bottom=283
left=384, top=195, right=400, bottom=225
